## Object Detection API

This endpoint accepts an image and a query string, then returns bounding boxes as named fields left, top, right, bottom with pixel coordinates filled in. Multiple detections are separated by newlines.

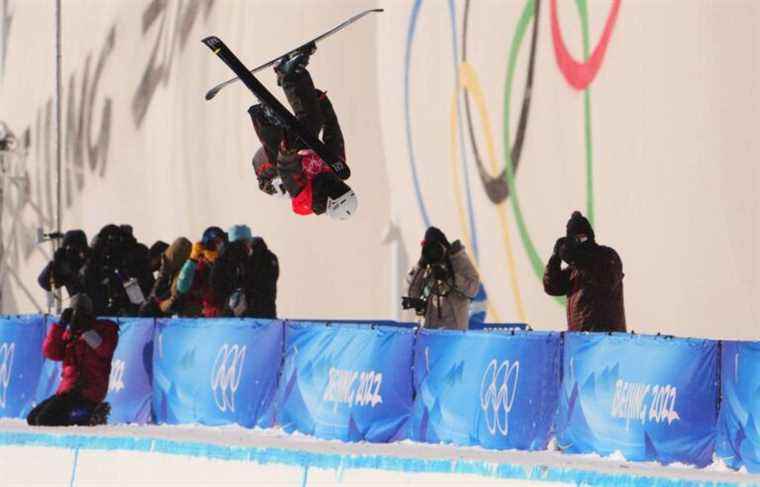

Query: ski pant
left=249, top=68, right=346, bottom=198
left=26, top=392, right=96, bottom=427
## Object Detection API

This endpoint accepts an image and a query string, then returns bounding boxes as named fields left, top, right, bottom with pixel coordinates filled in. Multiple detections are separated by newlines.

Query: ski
left=202, top=36, right=350, bottom=180
left=204, top=8, right=383, bottom=101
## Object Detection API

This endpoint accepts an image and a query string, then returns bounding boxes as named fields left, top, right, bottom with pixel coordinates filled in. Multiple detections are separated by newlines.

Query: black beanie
left=62, top=229, right=88, bottom=250
left=423, top=226, right=450, bottom=248
left=566, top=211, right=595, bottom=240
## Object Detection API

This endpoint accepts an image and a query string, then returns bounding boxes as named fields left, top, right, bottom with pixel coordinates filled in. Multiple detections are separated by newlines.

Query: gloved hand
left=559, top=236, right=579, bottom=265
left=59, top=307, right=74, bottom=327
left=258, top=165, right=278, bottom=195
left=190, top=241, right=205, bottom=262
left=68, top=309, right=91, bottom=334
left=553, top=237, right=567, bottom=258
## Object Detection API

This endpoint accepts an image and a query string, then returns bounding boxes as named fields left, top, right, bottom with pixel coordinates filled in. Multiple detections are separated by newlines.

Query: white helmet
left=327, top=190, right=358, bottom=220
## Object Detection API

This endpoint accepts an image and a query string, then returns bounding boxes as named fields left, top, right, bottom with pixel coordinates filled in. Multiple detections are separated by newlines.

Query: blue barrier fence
left=0, top=314, right=757, bottom=471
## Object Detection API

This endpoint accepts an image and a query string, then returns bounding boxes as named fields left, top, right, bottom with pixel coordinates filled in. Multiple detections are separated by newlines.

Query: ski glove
left=257, top=164, right=278, bottom=195
left=553, top=237, right=567, bottom=258
left=59, top=308, right=74, bottom=327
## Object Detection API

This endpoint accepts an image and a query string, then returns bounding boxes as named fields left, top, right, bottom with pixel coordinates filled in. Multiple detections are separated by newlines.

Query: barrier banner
left=717, top=341, right=760, bottom=473
left=153, top=318, right=282, bottom=428
left=556, top=333, right=718, bottom=466
left=274, top=322, right=414, bottom=442
left=106, top=318, right=154, bottom=424
left=0, top=315, right=46, bottom=418
left=409, top=330, right=561, bottom=450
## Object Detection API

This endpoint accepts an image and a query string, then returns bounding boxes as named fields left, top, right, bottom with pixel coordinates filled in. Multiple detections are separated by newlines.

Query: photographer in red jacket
left=27, top=294, right=118, bottom=426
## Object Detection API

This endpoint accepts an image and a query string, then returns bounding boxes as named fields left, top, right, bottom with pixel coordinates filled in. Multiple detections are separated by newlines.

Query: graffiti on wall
left=133, top=0, right=216, bottom=127
left=404, top=0, right=620, bottom=321
left=0, top=0, right=216, bottom=312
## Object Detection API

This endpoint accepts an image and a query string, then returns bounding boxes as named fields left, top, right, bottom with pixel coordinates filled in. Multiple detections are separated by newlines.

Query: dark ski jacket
left=43, top=319, right=119, bottom=404
left=543, top=242, right=626, bottom=332
left=210, top=238, right=279, bottom=319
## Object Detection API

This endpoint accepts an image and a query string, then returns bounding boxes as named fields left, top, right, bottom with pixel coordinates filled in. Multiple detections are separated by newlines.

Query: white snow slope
left=1, top=420, right=759, bottom=486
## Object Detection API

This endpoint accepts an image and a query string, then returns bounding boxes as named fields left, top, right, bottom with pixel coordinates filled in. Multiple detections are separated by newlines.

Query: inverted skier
left=248, top=44, right=357, bottom=220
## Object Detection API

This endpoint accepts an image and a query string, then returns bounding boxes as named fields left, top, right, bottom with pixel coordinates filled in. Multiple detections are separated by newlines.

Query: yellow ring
left=449, top=62, right=527, bottom=323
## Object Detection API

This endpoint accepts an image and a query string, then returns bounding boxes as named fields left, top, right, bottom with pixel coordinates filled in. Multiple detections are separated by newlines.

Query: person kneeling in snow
left=249, top=44, right=357, bottom=220
left=27, top=294, right=118, bottom=426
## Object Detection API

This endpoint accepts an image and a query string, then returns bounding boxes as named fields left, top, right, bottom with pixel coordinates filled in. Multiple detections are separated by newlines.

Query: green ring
left=502, top=0, right=595, bottom=289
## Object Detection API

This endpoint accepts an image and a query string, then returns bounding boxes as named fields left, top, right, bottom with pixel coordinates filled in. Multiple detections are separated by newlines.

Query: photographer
left=176, top=226, right=228, bottom=317
left=210, top=225, right=280, bottom=319
left=543, top=211, right=626, bottom=332
left=403, top=227, right=480, bottom=330
left=37, top=229, right=89, bottom=298
left=81, top=224, right=143, bottom=316
left=139, top=237, right=194, bottom=317
left=27, top=294, right=118, bottom=426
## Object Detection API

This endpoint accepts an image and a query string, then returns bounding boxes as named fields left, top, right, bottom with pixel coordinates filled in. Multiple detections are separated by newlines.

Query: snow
left=1, top=419, right=758, bottom=485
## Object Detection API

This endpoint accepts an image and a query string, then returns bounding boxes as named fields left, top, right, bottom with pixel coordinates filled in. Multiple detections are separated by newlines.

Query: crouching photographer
left=27, top=294, right=118, bottom=426
left=403, top=227, right=480, bottom=330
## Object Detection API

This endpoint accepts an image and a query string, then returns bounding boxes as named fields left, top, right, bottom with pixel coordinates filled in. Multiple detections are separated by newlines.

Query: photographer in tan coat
left=404, top=227, right=480, bottom=330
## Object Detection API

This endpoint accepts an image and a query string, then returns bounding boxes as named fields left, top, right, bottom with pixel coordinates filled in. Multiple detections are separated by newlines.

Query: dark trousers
left=250, top=68, right=346, bottom=198
left=26, top=392, right=96, bottom=426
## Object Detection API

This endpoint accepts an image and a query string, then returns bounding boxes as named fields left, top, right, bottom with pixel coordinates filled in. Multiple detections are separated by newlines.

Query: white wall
left=2, top=0, right=759, bottom=339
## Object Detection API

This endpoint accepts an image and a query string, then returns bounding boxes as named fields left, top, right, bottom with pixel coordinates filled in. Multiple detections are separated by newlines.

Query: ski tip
left=201, top=36, right=223, bottom=53
left=205, top=89, right=217, bottom=101
left=374, top=8, right=384, bottom=13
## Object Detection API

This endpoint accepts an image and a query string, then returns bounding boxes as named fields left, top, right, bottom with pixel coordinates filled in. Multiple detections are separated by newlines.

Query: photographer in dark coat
left=27, top=294, right=118, bottom=426
left=544, top=211, right=626, bottom=332
left=37, top=230, right=89, bottom=298
left=210, top=225, right=279, bottom=319
left=404, top=227, right=480, bottom=330
left=81, top=224, right=144, bottom=316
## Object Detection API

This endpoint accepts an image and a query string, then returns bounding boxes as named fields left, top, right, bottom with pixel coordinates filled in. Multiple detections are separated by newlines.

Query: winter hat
left=62, top=229, right=88, bottom=251
left=423, top=226, right=450, bottom=249
left=201, top=226, right=227, bottom=249
left=69, top=293, right=94, bottom=315
left=149, top=241, right=170, bottom=260
left=228, top=224, right=253, bottom=243
left=566, top=211, right=595, bottom=241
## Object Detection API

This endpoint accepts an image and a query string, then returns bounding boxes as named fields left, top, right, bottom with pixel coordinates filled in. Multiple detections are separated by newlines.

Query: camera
left=401, top=296, right=427, bottom=315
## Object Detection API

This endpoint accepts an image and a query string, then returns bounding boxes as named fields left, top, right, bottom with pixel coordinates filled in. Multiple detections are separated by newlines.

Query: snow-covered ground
left=1, top=420, right=758, bottom=486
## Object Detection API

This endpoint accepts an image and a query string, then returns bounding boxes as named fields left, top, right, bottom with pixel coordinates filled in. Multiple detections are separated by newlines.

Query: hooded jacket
left=42, top=319, right=119, bottom=404
left=406, top=241, right=480, bottom=330
left=37, top=230, right=89, bottom=295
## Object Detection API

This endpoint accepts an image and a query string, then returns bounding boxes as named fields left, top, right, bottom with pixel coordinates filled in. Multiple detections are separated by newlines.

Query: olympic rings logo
left=0, top=342, right=15, bottom=409
left=404, top=0, right=620, bottom=319
left=210, top=344, right=247, bottom=413
left=479, top=359, right=520, bottom=436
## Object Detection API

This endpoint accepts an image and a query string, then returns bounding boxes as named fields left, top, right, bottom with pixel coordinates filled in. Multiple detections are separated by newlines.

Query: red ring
left=550, top=0, right=621, bottom=90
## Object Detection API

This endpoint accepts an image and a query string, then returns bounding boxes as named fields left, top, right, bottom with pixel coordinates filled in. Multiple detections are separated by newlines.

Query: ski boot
left=274, top=42, right=317, bottom=85
left=88, top=402, right=111, bottom=426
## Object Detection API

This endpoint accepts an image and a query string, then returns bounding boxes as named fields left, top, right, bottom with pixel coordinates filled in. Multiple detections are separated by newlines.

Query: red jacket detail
left=290, top=150, right=331, bottom=216
left=43, top=320, right=119, bottom=403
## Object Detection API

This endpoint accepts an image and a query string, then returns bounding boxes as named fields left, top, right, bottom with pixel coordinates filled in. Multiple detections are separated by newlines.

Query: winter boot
left=88, top=402, right=111, bottom=426
left=274, top=42, right=317, bottom=85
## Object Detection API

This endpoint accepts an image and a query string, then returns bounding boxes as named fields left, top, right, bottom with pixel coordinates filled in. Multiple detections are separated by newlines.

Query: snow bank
left=1, top=421, right=757, bottom=486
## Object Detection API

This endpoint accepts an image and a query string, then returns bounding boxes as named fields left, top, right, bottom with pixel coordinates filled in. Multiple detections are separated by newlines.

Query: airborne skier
left=248, top=45, right=358, bottom=220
